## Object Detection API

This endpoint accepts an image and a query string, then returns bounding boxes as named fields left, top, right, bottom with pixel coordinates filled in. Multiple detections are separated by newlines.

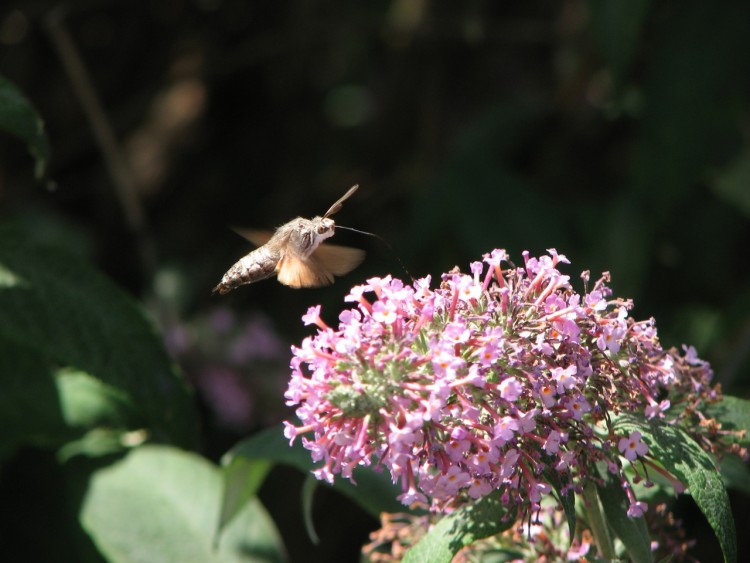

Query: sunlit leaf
left=617, top=416, right=737, bottom=563
left=81, top=445, right=284, bottom=563
left=216, top=456, right=272, bottom=545
left=223, top=425, right=403, bottom=521
left=403, top=490, right=514, bottom=563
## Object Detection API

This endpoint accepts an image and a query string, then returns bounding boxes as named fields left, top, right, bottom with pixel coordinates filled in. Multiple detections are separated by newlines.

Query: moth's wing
left=232, top=228, right=273, bottom=247
left=276, top=254, right=335, bottom=288
left=312, top=244, right=366, bottom=276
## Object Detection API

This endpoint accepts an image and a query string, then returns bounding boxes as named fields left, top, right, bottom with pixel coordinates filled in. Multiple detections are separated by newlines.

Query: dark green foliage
left=0, top=226, right=197, bottom=457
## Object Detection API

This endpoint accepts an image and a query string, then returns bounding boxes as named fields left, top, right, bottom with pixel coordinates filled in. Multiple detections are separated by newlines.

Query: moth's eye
left=317, top=224, right=328, bottom=234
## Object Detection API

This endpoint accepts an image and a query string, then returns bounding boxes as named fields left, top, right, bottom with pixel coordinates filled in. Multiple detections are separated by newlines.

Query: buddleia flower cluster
left=283, top=249, right=741, bottom=520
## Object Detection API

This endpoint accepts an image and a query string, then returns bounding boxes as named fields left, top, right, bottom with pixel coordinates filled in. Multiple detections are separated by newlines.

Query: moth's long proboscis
left=336, top=224, right=414, bottom=282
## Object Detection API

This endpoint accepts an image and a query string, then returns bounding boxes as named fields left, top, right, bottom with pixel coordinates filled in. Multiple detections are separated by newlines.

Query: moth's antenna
left=323, top=184, right=359, bottom=219
left=336, top=224, right=414, bottom=281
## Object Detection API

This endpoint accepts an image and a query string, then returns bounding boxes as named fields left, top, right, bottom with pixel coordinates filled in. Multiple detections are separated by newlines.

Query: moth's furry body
left=213, top=237, right=282, bottom=294
left=213, top=186, right=364, bottom=294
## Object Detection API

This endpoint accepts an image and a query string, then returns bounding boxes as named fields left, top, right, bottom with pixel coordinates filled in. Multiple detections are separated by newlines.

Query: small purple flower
left=301, top=305, right=326, bottom=328
left=627, top=500, right=649, bottom=518
left=618, top=431, right=649, bottom=461
left=499, top=376, right=522, bottom=402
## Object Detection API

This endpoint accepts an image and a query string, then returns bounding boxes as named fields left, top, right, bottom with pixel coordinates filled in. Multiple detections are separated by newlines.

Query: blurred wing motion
left=230, top=228, right=365, bottom=289
left=233, top=229, right=273, bottom=247
left=277, top=244, right=365, bottom=288
left=313, top=244, right=366, bottom=276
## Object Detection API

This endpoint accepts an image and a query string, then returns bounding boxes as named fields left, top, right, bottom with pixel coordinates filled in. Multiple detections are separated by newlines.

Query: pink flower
left=627, top=500, right=648, bottom=518
left=493, top=416, right=519, bottom=445
left=618, top=431, right=649, bottom=461
left=301, top=305, right=325, bottom=327
left=499, top=376, right=522, bottom=401
left=372, top=300, right=398, bottom=325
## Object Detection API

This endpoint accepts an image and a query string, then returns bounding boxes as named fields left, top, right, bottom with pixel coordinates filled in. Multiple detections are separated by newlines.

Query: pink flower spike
left=285, top=247, right=724, bottom=520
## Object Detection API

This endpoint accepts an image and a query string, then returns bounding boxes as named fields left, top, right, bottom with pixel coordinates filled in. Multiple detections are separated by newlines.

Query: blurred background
left=1, top=0, right=749, bottom=561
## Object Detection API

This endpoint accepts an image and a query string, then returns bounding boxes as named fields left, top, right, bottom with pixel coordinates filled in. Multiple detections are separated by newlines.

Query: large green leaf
left=0, top=74, right=50, bottom=178
left=403, top=490, right=515, bottom=563
left=0, top=225, right=197, bottom=457
left=216, top=456, right=273, bottom=544
left=219, top=424, right=403, bottom=535
left=81, top=445, right=284, bottom=563
left=617, top=416, right=737, bottom=563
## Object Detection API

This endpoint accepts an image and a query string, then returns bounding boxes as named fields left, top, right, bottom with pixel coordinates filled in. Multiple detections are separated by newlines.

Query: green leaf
left=58, top=428, right=141, bottom=462
left=596, top=469, right=653, bottom=563
left=223, top=425, right=403, bottom=521
left=617, top=416, right=737, bottom=563
left=216, top=456, right=272, bottom=546
left=223, top=425, right=312, bottom=471
left=0, top=338, right=77, bottom=456
left=705, top=395, right=750, bottom=446
left=581, top=481, right=615, bottom=559
left=0, top=74, right=50, bottom=178
left=0, top=225, right=197, bottom=456
left=81, top=445, right=285, bottom=563
left=403, top=490, right=515, bottom=563
left=56, top=367, right=134, bottom=428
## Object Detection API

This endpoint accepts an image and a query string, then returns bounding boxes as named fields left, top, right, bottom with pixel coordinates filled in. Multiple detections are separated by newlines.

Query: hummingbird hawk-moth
left=212, top=185, right=365, bottom=294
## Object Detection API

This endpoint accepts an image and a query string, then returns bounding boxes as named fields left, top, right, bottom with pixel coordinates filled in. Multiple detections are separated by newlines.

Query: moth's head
left=315, top=217, right=336, bottom=239
left=292, top=216, right=335, bottom=256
